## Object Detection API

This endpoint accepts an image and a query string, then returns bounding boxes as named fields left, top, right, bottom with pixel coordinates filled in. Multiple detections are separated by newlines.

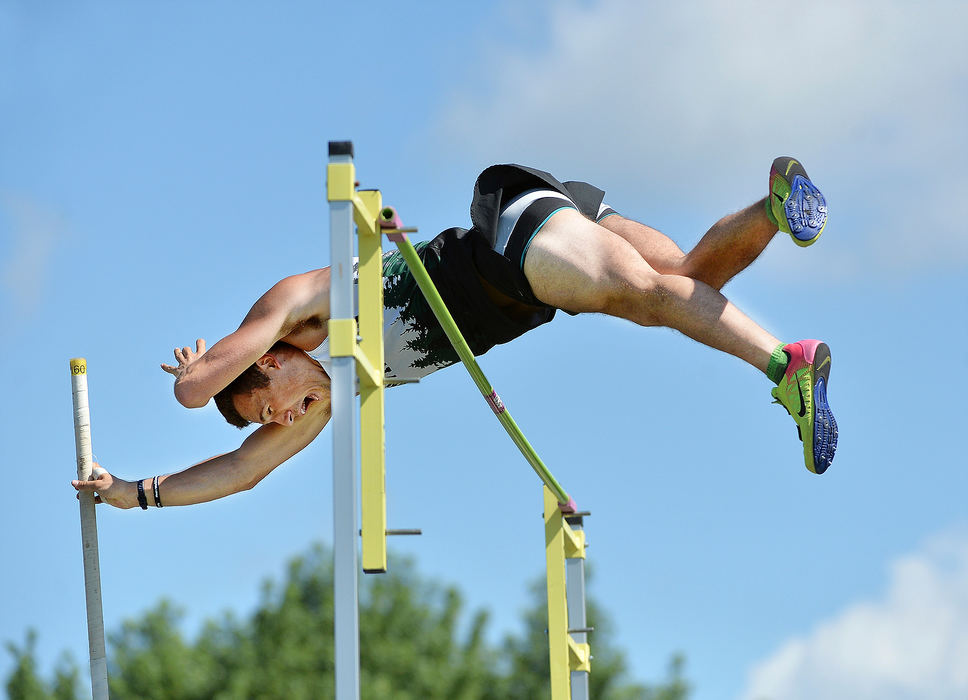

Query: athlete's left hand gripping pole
left=69, top=358, right=110, bottom=700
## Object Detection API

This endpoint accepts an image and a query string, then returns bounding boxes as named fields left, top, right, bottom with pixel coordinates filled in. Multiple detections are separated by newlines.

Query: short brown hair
left=214, top=363, right=271, bottom=428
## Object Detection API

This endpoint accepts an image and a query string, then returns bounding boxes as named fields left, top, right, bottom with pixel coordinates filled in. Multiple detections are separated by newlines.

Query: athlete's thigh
left=522, top=208, right=655, bottom=313
left=599, top=214, right=686, bottom=274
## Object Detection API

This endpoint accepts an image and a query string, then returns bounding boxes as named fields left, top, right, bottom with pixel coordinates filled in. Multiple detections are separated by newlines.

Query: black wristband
left=152, top=476, right=163, bottom=508
left=136, top=480, right=148, bottom=510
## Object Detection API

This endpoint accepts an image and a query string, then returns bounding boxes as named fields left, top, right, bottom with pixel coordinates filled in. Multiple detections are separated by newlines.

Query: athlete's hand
left=161, top=338, right=207, bottom=381
left=72, top=463, right=135, bottom=509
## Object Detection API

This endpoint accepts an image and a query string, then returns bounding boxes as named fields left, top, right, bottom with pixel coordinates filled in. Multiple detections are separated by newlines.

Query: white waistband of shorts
left=494, top=189, right=574, bottom=256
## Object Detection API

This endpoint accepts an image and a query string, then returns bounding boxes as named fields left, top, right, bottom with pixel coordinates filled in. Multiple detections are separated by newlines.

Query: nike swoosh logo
left=796, top=382, right=807, bottom=417
left=816, top=356, right=831, bottom=373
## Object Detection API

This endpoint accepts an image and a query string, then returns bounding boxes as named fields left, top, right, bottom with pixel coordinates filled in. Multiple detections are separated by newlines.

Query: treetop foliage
left=6, top=545, right=690, bottom=700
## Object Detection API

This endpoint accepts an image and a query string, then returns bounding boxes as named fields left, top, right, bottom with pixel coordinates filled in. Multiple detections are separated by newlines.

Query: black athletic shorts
left=399, top=164, right=617, bottom=367
left=468, top=164, right=618, bottom=306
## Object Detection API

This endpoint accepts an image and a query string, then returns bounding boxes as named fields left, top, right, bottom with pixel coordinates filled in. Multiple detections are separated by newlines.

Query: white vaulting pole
left=69, top=358, right=110, bottom=700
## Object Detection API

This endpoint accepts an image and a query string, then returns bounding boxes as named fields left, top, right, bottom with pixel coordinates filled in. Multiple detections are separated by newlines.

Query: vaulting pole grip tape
left=388, top=232, right=573, bottom=509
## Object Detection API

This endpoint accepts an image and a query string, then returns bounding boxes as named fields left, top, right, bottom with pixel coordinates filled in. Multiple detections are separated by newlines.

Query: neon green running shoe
left=771, top=339, right=838, bottom=474
left=767, top=156, right=828, bottom=247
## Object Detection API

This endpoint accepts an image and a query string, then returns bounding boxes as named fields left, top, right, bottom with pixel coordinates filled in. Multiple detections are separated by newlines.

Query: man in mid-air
left=74, top=157, right=838, bottom=510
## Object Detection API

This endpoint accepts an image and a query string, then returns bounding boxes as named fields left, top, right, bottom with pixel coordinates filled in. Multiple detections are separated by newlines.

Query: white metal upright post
left=69, top=358, right=110, bottom=700
left=566, top=514, right=590, bottom=700
left=327, top=140, right=361, bottom=700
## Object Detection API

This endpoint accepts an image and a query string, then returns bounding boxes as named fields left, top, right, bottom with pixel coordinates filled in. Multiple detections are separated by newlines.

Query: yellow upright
left=326, top=158, right=388, bottom=574
left=355, top=189, right=387, bottom=574
left=544, top=486, right=591, bottom=699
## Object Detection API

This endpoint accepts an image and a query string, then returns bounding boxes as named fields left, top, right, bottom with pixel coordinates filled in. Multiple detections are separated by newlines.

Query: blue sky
left=2, top=2, right=967, bottom=699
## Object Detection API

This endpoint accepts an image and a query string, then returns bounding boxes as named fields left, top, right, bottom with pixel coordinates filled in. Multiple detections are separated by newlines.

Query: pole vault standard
left=327, top=142, right=364, bottom=700
left=327, top=141, right=399, bottom=700
left=326, top=141, right=591, bottom=700
left=69, top=358, right=110, bottom=700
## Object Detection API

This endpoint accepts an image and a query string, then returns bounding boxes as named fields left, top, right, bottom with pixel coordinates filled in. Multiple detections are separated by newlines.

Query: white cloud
left=741, top=527, right=968, bottom=700
left=0, top=192, right=67, bottom=318
left=435, top=0, right=968, bottom=275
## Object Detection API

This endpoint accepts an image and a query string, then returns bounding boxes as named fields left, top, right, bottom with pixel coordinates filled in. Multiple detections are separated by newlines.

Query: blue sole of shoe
left=812, top=376, right=839, bottom=474
left=785, top=174, right=828, bottom=242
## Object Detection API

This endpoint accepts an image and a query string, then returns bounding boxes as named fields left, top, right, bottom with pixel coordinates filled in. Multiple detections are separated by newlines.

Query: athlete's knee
left=599, top=215, right=688, bottom=275
left=599, top=266, right=670, bottom=325
left=597, top=213, right=630, bottom=232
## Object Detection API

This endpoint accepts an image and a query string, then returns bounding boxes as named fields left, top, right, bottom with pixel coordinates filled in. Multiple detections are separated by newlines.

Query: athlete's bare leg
left=523, top=209, right=780, bottom=374
left=599, top=199, right=776, bottom=291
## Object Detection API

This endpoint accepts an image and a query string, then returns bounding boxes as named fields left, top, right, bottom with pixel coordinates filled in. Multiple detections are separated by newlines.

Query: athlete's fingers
left=182, top=346, right=191, bottom=356
left=161, top=363, right=176, bottom=374
left=196, top=339, right=206, bottom=353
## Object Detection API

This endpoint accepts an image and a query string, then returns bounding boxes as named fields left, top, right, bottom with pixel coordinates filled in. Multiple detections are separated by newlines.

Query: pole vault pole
left=384, top=219, right=574, bottom=510
left=69, top=358, right=110, bottom=700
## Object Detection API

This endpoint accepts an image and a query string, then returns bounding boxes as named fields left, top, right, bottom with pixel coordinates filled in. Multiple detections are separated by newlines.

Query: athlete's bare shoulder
left=272, top=268, right=332, bottom=350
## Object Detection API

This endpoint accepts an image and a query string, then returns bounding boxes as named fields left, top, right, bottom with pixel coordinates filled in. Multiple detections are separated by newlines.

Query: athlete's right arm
left=163, top=270, right=331, bottom=408
left=72, top=400, right=332, bottom=508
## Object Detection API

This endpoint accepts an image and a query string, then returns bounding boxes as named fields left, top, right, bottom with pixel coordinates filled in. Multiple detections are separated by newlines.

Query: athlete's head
left=214, top=342, right=330, bottom=428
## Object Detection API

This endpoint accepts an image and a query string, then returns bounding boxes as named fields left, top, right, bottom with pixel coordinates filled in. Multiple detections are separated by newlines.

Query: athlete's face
left=233, top=351, right=331, bottom=426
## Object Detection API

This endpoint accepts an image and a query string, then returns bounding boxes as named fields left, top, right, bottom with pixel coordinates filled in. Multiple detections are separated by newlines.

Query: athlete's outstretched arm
left=72, top=401, right=331, bottom=508
left=162, top=269, right=331, bottom=408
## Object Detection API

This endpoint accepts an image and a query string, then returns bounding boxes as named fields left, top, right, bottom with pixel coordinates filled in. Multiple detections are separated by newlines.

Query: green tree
left=107, top=600, right=221, bottom=700
left=49, top=656, right=80, bottom=700
left=494, top=577, right=690, bottom=700
left=640, top=655, right=690, bottom=700
left=4, top=632, right=82, bottom=700
left=6, top=545, right=690, bottom=700
left=5, top=631, right=50, bottom=700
